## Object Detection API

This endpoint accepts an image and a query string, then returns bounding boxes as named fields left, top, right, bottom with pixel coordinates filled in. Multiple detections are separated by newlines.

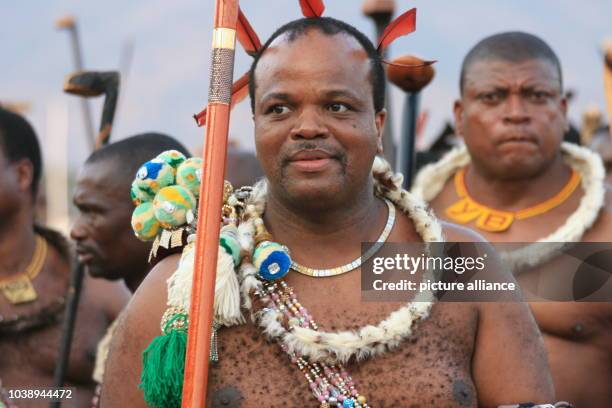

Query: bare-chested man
left=71, top=133, right=191, bottom=404
left=412, top=32, right=612, bottom=407
left=102, top=19, right=555, bottom=407
left=0, top=107, right=128, bottom=407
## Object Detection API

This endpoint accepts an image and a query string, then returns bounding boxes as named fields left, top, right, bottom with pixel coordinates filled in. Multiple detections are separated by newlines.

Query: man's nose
left=503, top=94, right=530, bottom=124
left=290, top=108, right=329, bottom=140
left=70, top=216, right=88, bottom=242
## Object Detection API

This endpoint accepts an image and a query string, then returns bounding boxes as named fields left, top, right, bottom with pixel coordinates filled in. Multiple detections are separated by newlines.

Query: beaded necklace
left=255, top=280, right=369, bottom=408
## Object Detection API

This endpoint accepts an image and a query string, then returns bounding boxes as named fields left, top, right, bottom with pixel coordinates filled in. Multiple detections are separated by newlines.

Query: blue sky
left=2, top=0, right=611, bottom=169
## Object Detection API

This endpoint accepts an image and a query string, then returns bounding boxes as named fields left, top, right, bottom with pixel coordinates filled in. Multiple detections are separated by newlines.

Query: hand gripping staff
left=181, top=1, right=240, bottom=406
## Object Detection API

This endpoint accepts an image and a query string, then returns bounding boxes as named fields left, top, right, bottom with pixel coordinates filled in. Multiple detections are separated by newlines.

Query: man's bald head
left=84, top=132, right=190, bottom=184
left=460, top=31, right=563, bottom=94
left=248, top=16, right=386, bottom=113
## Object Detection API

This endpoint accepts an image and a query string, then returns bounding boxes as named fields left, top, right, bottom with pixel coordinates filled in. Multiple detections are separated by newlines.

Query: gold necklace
left=445, top=167, right=581, bottom=232
left=290, top=198, right=396, bottom=277
left=0, top=235, right=48, bottom=304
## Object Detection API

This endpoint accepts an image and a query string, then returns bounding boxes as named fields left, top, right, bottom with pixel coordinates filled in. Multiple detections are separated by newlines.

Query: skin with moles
left=101, top=31, right=553, bottom=407
left=427, top=58, right=612, bottom=406
left=0, top=148, right=128, bottom=407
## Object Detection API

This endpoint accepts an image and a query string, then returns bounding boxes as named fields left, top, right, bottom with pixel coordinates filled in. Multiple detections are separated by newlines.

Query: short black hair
left=460, top=31, right=563, bottom=94
left=85, top=132, right=191, bottom=182
left=0, top=107, right=42, bottom=197
left=248, top=17, right=386, bottom=113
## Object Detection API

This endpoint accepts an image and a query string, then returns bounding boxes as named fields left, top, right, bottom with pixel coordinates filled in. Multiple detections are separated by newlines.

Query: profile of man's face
left=71, top=160, right=147, bottom=280
left=454, top=58, right=568, bottom=180
left=252, top=29, right=385, bottom=207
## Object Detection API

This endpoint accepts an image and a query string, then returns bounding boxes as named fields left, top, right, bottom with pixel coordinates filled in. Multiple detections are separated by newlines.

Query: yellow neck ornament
left=0, top=235, right=47, bottom=304
left=445, top=167, right=581, bottom=232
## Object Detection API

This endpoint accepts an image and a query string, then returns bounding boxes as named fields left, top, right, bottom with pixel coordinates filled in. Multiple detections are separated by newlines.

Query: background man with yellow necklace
left=102, top=18, right=554, bottom=407
left=412, top=32, right=612, bottom=407
left=0, top=107, right=128, bottom=406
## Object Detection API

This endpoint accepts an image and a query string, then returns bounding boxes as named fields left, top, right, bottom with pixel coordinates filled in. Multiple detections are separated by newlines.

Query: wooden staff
left=362, top=0, right=397, bottom=169
left=51, top=71, right=120, bottom=408
left=387, top=55, right=435, bottom=188
left=181, top=1, right=239, bottom=406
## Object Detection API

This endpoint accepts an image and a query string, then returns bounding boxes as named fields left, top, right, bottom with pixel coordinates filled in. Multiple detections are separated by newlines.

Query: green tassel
left=139, top=313, right=188, bottom=408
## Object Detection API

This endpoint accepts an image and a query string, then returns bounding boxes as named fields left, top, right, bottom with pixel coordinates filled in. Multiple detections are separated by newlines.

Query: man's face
left=71, top=160, right=148, bottom=280
left=253, top=29, right=385, bottom=206
left=455, top=58, right=567, bottom=180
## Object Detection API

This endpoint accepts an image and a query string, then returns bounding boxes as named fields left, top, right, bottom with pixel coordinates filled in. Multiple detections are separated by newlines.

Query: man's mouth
left=497, top=135, right=538, bottom=147
left=287, top=150, right=337, bottom=172
left=76, top=248, right=95, bottom=264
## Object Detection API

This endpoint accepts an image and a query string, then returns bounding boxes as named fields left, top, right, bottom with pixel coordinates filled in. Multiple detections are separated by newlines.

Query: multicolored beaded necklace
left=255, top=280, right=369, bottom=408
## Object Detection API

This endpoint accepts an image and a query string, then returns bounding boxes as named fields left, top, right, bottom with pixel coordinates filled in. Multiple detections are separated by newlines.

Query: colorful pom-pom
left=131, top=202, right=161, bottom=241
left=155, top=150, right=186, bottom=169
left=176, top=158, right=203, bottom=198
left=153, top=185, right=196, bottom=228
left=253, top=241, right=291, bottom=280
left=134, top=160, right=176, bottom=199
left=219, top=224, right=241, bottom=266
left=131, top=182, right=154, bottom=205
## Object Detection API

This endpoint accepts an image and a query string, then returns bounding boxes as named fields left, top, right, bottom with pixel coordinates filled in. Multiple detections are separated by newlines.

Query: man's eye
left=328, top=103, right=349, bottom=113
left=528, top=91, right=551, bottom=102
left=268, top=105, right=291, bottom=115
left=479, top=92, right=502, bottom=103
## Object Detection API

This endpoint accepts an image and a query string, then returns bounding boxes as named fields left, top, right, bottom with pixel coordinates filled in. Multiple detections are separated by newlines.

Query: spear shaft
left=182, top=1, right=239, bottom=406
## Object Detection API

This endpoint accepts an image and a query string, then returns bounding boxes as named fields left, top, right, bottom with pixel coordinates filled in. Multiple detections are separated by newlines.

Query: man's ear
left=453, top=99, right=465, bottom=137
left=560, top=95, right=569, bottom=131
left=15, top=158, right=34, bottom=194
left=375, top=109, right=387, bottom=154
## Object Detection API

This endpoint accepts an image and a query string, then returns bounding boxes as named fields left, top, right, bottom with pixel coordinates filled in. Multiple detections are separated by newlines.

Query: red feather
left=377, top=8, right=417, bottom=52
left=194, top=72, right=250, bottom=127
left=299, top=0, right=325, bottom=18
left=237, top=9, right=261, bottom=56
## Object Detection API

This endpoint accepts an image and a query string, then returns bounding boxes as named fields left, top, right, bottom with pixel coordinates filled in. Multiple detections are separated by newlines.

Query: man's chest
left=207, top=302, right=478, bottom=407
left=0, top=301, right=107, bottom=384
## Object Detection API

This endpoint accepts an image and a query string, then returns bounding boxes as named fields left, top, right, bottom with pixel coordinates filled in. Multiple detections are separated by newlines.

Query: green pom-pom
left=134, top=160, right=176, bottom=198
left=156, top=150, right=186, bottom=169
left=176, top=158, right=203, bottom=198
left=132, top=202, right=160, bottom=241
left=220, top=224, right=241, bottom=266
left=140, top=314, right=188, bottom=408
left=153, top=185, right=196, bottom=228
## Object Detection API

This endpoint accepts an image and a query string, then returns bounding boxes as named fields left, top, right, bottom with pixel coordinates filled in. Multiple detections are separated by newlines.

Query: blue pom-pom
left=259, top=250, right=290, bottom=280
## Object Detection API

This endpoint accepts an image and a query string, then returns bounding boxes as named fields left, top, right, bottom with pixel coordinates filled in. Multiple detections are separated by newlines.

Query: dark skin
left=71, top=159, right=152, bottom=292
left=427, top=58, right=612, bottom=407
left=101, top=30, right=553, bottom=407
left=0, top=148, right=127, bottom=407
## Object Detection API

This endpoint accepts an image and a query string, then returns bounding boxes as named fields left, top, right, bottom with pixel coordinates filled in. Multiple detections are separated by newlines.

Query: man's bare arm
left=442, top=223, right=555, bottom=406
left=100, top=254, right=181, bottom=407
